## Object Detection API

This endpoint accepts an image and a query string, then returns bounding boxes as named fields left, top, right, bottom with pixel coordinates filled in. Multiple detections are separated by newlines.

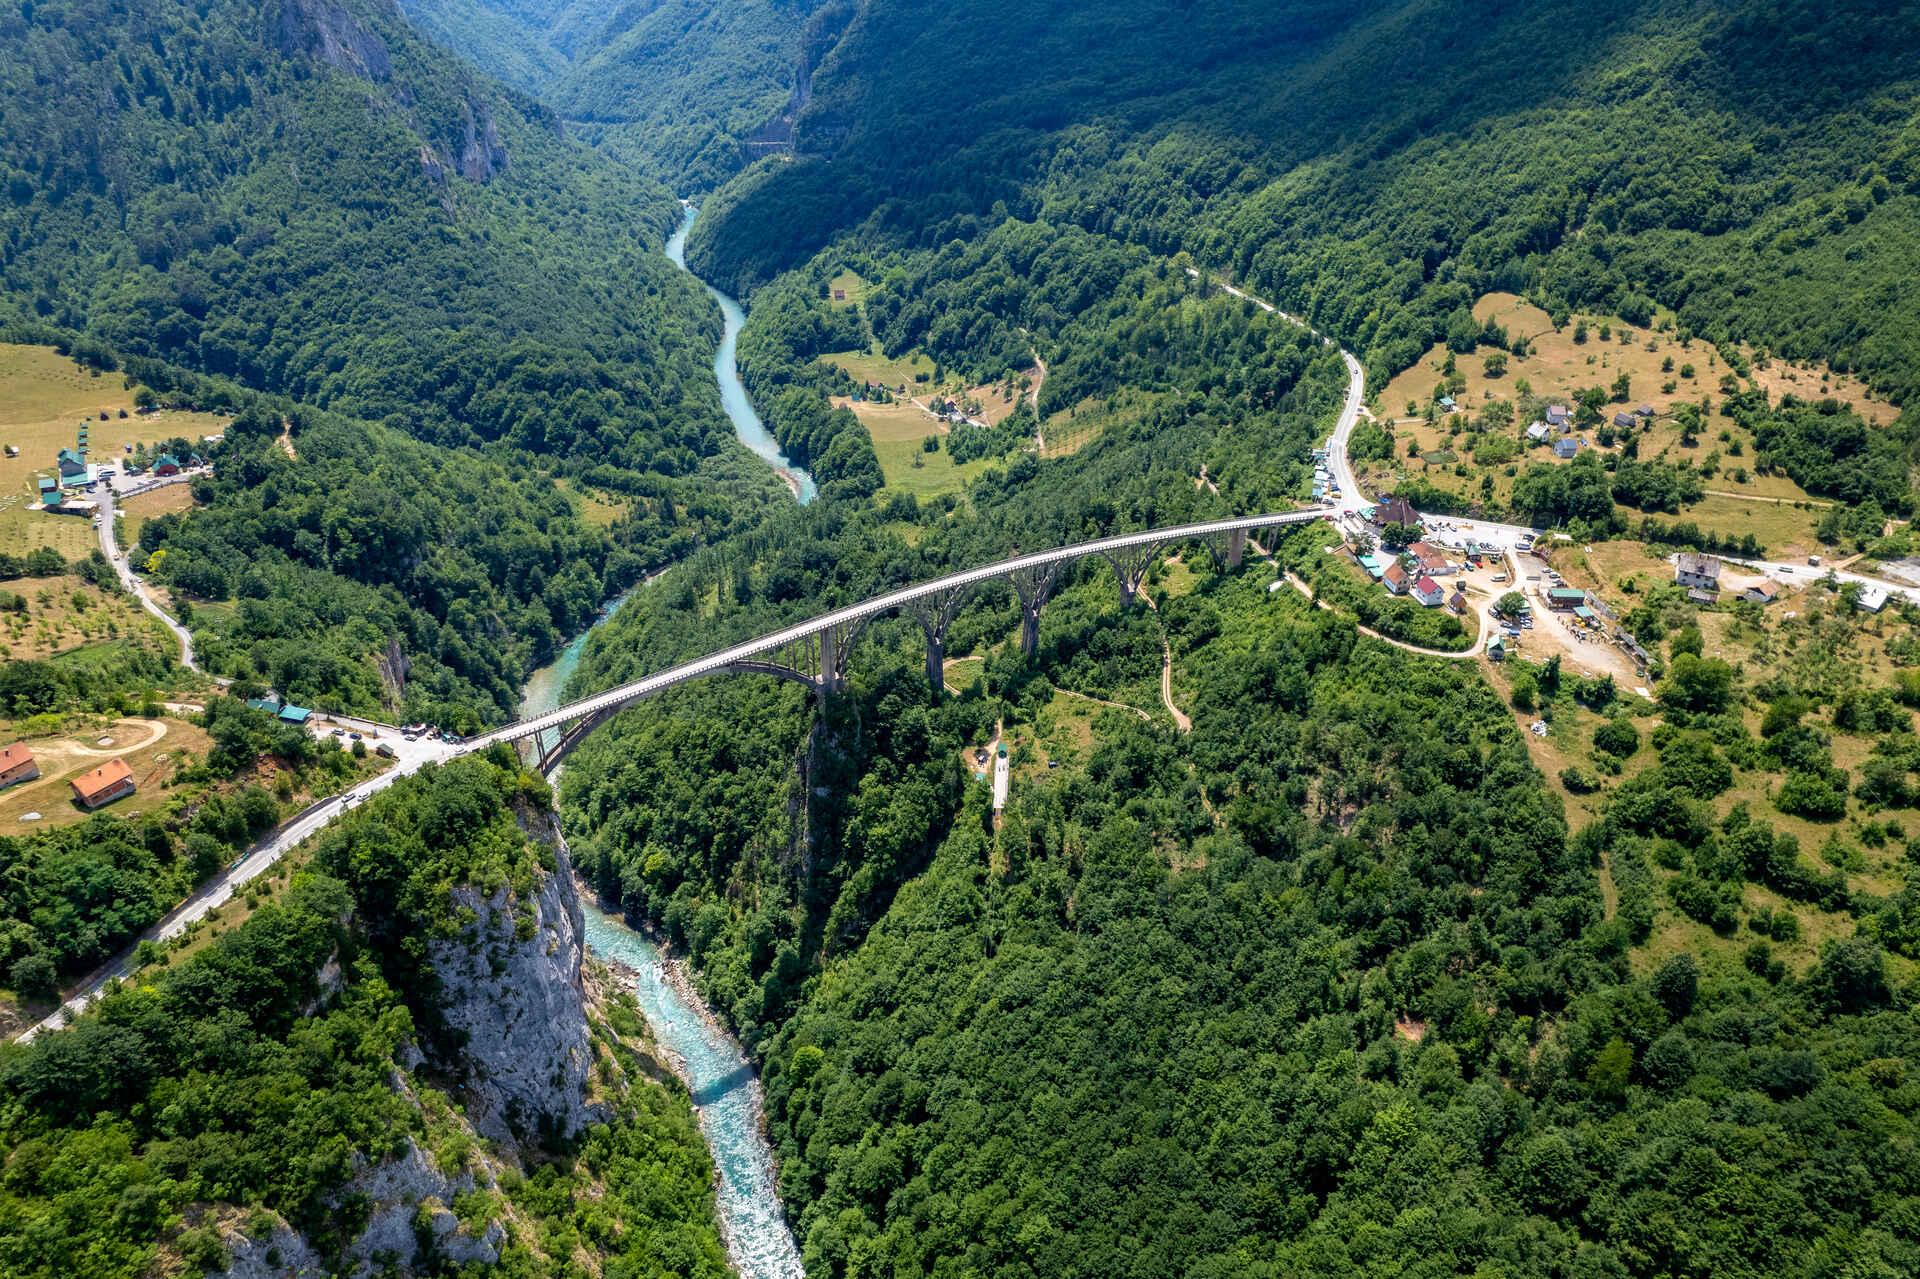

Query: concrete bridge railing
left=461, top=509, right=1329, bottom=771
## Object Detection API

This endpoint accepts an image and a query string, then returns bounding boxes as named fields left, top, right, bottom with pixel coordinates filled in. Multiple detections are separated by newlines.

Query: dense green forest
left=394, top=0, right=618, bottom=96
left=559, top=501, right=1919, bottom=1277
left=0, top=0, right=749, bottom=482
left=136, top=400, right=670, bottom=727
left=392, top=0, right=830, bottom=192
left=689, top=0, right=1920, bottom=411
left=0, top=755, right=729, bottom=1279
left=555, top=0, right=843, bottom=192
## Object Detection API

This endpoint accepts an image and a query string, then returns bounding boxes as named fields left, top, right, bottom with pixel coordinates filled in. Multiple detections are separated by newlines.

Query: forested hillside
left=392, top=0, right=830, bottom=192
left=555, top=0, right=840, bottom=192
left=0, top=755, right=729, bottom=1279
left=0, top=0, right=733, bottom=478
left=690, top=0, right=1920, bottom=406
left=394, top=0, right=619, bottom=95
left=561, top=502, right=1919, bottom=1278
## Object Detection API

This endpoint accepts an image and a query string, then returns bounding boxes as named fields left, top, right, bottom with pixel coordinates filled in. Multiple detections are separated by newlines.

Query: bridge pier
left=815, top=616, right=870, bottom=696
left=903, top=584, right=973, bottom=696
left=1202, top=527, right=1250, bottom=573
left=1010, top=562, right=1066, bottom=657
left=1102, top=543, right=1161, bottom=609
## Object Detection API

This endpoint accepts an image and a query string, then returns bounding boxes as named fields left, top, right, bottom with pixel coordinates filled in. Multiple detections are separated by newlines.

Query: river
left=507, top=213, right=811, bottom=1277
left=666, top=204, right=817, bottom=504
left=518, top=620, right=805, bottom=1279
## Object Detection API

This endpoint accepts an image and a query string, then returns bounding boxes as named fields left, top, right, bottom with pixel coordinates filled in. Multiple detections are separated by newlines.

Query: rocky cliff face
left=273, top=0, right=394, bottom=81
left=215, top=810, right=603, bottom=1277
left=427, top=808, right=606, bottom=1144
left=219, top=1138, right=505, bottom=1279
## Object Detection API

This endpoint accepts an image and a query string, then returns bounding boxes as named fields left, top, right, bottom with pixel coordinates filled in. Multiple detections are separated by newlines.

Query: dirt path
left=1702, top=488, right=1832, bottom=508
left=276, top=418, right=297, bottom=461
left=42, top=717, right=168, bottom=760
left=1050, top=683, right=1154, bottom=723
left=1159, top=635, right=1191, bottom=732
left=2, top=719, right=172, bottom=804
left=1195, top=464, right=1220, bottom=496
left=1028, top=351, right=1047, bottom=452
left=1284, top=573, right=1478, bottom=660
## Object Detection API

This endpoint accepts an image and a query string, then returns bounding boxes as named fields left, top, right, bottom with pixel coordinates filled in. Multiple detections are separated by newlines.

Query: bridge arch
left=485, top=508, right=1329, bottom=773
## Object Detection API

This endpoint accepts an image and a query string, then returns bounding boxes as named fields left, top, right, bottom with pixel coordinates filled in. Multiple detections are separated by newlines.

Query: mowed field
left=841, top=399, right=998, bottom=496
left=1371, top=294, right=1898, bottom=554
left=0, top=714, right=213, bottom=831
left=552, top=476, right=627, bottom=527
left=826, top=343, right=937, bottom=391
left=0, top=343, right=225, bottom=557
left=118, top=483, right=197, bottom=549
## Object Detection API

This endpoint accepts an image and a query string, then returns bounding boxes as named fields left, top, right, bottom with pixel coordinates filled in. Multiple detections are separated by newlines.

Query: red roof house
left=0, top=743, right=38, bottom=790
left=70, top=757, right=134, bottom=809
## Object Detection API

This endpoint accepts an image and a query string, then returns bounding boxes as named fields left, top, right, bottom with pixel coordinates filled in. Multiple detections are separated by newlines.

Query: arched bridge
left=464, top=509, right=1330, bottom=772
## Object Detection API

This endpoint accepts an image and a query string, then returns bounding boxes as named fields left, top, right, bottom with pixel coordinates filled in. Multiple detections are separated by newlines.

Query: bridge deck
left=467, top=509, right=1327, bottom=752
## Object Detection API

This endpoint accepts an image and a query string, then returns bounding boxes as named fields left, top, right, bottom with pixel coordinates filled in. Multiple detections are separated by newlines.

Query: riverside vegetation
left=5, top=1, right=1920, bottom=1278
left=0, top=755, right=731, bottom=1279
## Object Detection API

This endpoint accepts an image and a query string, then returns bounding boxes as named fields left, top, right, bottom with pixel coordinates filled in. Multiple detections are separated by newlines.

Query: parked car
left=348, top=732, right=362, bottom=741
left=331, top=728, right=345, bottom=737
left=403, top=733, right=417, bottom=742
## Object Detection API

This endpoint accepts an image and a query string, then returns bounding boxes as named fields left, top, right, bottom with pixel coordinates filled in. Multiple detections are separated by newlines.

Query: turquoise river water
left=519, top=616, right=806, bottom=1279
left=666, top=204, right=817, bottom=504
left=508, top=211, right=812, bottom=1277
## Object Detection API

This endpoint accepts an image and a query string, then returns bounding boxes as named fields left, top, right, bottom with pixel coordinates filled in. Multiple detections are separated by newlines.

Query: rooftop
left=70, top=757, right=133, bottom=806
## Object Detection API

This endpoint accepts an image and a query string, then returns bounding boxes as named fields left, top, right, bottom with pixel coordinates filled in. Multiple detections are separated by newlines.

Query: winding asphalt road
left=96, top=477, right=202, bottom=671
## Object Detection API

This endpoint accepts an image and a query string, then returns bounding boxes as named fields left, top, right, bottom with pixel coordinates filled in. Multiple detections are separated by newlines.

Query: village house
left=1486, top=635, right=1509, bottom=661
left=1554, top=437, right=1582, bottom=459
left=1407, top=540, right=1451, bottom=577
left=1373, top=497, right=1421, bottom=528
left=1636, top=404, right=1657, bottom=418
left=1674, top=552, right=1722, bottom=591
left=1383, top=562, right=1409, bottom=595
left=1546, top=587, right=1588, bottom=611
left=1526, top=421, right=1550, bottom=442
left=1448, top=590, right=1468, bottom=614
left=56, top=447, right=85, bottom=479
left=1613, top=411, right=1637, bottom=430
left=1687, top=588, right=1719, bottom=606
left=36, top=476, right=61, bottom=506
left=1546, top=404, right=1571, bottom=428
left=70, top=757, right=135, bottom=810
left=1411, top=574, right=1445, bottom=607
left=0, top=743, right=39, bottom=790
left=1743, top=580, right=1783, bottom=605
left=153, top=454, right=181, bottom=476
left=1857, top=583, right=1891, bottom=614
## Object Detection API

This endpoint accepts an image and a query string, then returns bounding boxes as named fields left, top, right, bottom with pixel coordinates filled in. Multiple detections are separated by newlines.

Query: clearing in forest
left=118, top=484, right=196, bottom=549
left=1369, top=293, right=1897, bottom=552
left=0, top=343, right=225, bottom=557
left=841, top=399, right=996, bottom=497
